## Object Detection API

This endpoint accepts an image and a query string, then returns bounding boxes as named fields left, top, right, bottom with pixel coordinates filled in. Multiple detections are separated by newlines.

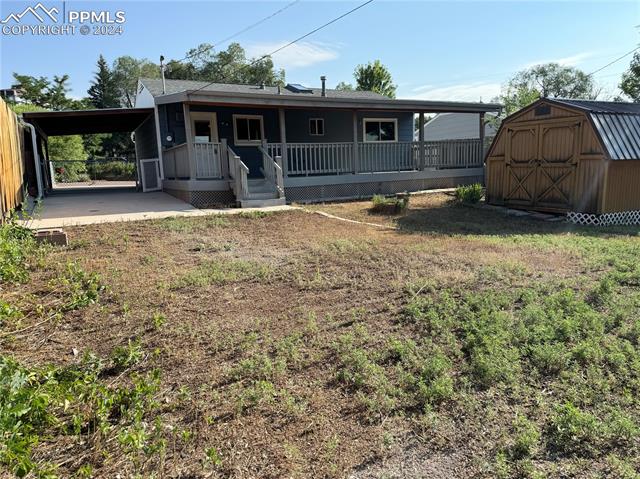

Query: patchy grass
left=3, top=194, right=640, bottom=477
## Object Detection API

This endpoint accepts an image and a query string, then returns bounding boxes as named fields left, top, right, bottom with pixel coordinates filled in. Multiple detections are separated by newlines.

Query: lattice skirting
left=285, top=175, right=483, bottom=203
left=567, top=210, right=640, bottom=226
left=164, top=188, right=235, bottom=208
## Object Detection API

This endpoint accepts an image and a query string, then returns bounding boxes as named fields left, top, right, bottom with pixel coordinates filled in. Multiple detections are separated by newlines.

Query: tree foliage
left=165, top=43, right=285, bottom=86
left=620, top=52, right=640, bottom=102
left=87, top=55, right=119, bottom=109
left=354, top=60, right=397, bottom=98
left=335, top=81, right=354, bottom=91
left=495, top=63, right=600, bottom=116
left=111, top=56, right=160, bottom=108
left=11, top=74, right=84, bottom=110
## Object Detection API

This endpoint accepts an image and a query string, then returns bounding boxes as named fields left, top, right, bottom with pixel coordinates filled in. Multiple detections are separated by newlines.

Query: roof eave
left=153, top=89, right=501, bottom=113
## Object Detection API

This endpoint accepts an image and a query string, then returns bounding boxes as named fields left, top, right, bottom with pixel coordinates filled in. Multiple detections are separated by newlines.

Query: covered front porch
left=143, top=97, right=498, bottom=206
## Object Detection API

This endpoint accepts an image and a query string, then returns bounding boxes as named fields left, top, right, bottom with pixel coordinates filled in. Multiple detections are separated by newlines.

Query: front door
left=190, top=112, right=219, bottom=144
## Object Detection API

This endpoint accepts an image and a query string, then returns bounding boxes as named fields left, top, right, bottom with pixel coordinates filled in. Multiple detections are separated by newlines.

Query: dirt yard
left=2, top=193, right=640, bottom=478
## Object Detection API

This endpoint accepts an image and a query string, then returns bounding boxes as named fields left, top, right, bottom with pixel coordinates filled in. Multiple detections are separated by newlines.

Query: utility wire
left=172, top=0, right=302, bottom=64
left=189, top=0, right=375, bottom=94
left=585, top=46, right=639, bottom=77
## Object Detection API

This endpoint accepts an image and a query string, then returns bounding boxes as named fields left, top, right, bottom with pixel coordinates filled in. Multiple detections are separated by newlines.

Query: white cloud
left=404, top=82, right=502, bottom=103
left=245, top=41, right=339, bottom=69
left=522, top=51, right=595, bottom=69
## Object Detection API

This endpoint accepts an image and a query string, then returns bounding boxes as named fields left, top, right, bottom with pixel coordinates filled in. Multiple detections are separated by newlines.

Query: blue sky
left=1, top=0, right=638, bottom=102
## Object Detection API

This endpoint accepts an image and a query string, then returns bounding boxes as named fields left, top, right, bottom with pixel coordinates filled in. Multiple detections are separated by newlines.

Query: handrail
left=259, top=143, right=285, bottom=198
left=227, top=145, right=249, bottom=201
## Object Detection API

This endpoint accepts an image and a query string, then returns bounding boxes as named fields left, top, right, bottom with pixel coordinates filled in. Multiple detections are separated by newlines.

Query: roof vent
left=320, top=76, right=326, bottom=97
left=286, top=83, right=313, bottom=93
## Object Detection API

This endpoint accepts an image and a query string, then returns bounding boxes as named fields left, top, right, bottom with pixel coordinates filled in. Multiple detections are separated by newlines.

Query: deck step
left=240, top=197, right=287, bottom=208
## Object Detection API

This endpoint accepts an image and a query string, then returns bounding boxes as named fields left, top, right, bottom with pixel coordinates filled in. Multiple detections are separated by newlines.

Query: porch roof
left=145, top=79, right=501, bottom=114
left=22, top=107, right=153, bottom=136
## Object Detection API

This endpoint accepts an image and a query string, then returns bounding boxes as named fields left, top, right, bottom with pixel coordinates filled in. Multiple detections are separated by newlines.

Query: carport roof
left=22, top=108, right=153, bottom=136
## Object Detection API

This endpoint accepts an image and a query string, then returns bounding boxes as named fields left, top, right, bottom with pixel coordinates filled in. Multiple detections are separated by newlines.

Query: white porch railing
left=259, top=143, right=285, bottom=198
left=358, top=142, right=417, bottom=173
left=163, top=142, right=223, bottom=179
left=267, top=139, right=483, bottom=176
left=194, top=142, right=223, bottom=179
left=227, top=145, right=249, bottom=201
left=268, top=142, right=354, bottom=176
left=162, top=143, right=189, bottom=179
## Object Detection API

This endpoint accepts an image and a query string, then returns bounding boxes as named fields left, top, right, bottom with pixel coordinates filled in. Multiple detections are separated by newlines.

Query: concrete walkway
left=22, top=191, right=296, bottom=229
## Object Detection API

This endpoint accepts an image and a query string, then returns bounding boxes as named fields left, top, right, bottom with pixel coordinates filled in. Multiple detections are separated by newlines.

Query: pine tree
left=87, top=55, right=119, bottom=109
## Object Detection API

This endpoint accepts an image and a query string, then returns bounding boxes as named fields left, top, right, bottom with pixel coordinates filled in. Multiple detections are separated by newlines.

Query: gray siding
left=159, top=103, right=186, bottom=148
left=134, top=113, right=158, bottom=160
left=156, top=102, right=414, bottom=177
left=286, top=109, right=413, bottom=142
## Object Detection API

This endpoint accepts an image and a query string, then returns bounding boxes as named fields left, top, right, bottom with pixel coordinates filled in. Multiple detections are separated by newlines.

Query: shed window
left=363, top=118, right=398, bottom=142
left=309, top=118, right=325, bottom=136
left=233, top=115, right=264, bottom=144
left=535, top=105, right=551, bottom=116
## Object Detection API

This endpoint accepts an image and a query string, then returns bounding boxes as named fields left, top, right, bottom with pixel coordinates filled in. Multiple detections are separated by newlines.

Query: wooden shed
left=485, top=98, right=640, bottom=214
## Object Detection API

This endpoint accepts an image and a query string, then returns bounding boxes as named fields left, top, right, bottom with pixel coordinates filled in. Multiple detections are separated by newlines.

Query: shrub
left=87, top=161, right=136, bottom=181
left=370, top=193, right=409, bottom=214
left=455, top=183, right=484, bottom=204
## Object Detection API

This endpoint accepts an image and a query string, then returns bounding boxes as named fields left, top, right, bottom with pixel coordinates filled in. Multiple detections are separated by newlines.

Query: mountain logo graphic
left=1, top=3, right=59, bottom=24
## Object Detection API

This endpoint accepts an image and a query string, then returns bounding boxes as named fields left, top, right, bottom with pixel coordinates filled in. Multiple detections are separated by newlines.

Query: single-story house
left=486, top=98, right=640, bottom=218
left=133, top=78, right=501, bottom=206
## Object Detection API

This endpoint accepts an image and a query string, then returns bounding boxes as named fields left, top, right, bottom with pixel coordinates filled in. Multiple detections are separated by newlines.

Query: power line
left=189, top=0, right=375, bottom=94
left=586, top=46, right=639, bottom=77
left=173, top=0, right=302, bottom=64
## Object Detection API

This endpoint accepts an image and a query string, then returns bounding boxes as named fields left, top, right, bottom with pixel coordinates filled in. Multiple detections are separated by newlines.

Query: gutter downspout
left=21, top=121, right=44, bottom=200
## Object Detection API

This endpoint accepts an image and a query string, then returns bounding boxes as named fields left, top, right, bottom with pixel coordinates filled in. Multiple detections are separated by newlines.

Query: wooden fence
left=0, top=97, right=26, bottom=220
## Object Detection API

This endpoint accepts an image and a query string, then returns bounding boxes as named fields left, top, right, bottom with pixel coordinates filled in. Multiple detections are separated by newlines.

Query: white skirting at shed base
left=567, top=210, right=640, bottom=226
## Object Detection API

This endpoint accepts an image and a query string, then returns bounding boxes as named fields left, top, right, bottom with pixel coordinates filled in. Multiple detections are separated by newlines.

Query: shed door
left=535, top=122, right=579, bottom=210
left=504, top=125, right=538, bottom=207
left=504, top=120, right=579, bottom=211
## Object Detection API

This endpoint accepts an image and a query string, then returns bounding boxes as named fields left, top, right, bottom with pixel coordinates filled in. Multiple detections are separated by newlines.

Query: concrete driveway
left=22, top=190, right=294, bottom=229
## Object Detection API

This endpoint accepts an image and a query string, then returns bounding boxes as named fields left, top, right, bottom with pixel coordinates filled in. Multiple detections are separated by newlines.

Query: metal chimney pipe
left=320, top=76, right=326, bottom=97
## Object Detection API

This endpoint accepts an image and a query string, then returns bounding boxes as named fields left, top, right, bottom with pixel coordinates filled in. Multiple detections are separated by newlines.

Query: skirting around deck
left=163, top=168, right=484, bottom=206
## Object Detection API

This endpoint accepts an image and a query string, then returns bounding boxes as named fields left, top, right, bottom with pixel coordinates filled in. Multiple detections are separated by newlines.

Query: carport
left=22, top=107, right=155, bottom=195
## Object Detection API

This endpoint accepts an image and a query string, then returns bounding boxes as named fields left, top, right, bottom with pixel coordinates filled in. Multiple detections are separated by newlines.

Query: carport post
left=418, top=112, right=425, bottom=170
left=153, top=106, right=165, bottom=180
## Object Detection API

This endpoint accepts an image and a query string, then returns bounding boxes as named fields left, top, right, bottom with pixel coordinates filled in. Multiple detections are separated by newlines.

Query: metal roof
left=549, top=99, right=640, bottom=160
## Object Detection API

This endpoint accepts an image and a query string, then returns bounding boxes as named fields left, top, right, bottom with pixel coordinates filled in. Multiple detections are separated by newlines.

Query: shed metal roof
left=549, top=98, right=640, bottom=160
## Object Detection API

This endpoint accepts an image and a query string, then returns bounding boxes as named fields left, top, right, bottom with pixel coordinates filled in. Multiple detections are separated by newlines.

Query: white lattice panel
left=567, top=210, right=640, bottom=226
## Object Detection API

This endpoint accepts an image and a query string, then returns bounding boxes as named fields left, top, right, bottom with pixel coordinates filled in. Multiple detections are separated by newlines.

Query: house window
left=363, top=118, right=398, bottom=142
left=309, top=118, right=325, bottom=136
left=233, top=115, right=264, bottom=144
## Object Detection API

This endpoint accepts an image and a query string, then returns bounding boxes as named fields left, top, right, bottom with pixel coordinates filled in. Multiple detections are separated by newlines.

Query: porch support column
left=479, top=112, right=485, bottom=159
left=183, top=103, right=196, bottom=180
left=418, top=112, right=425, bottom=170
left=352, top=110, right=359, bottom=174
left=278, top=108, right=288, bottom=176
